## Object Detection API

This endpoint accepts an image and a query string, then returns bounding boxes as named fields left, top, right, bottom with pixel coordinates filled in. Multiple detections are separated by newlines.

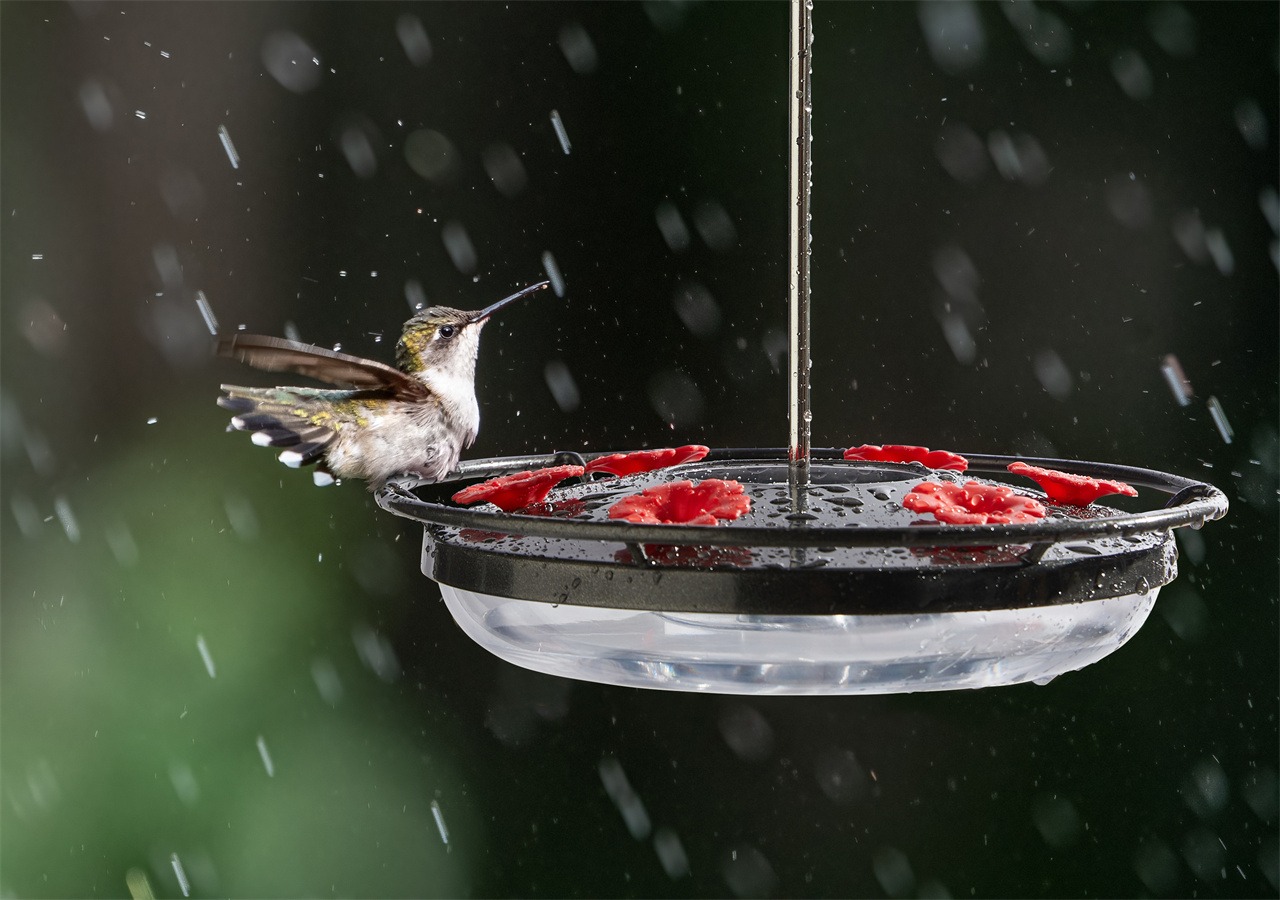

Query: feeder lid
left=376, top=448, right=1227, bottom=616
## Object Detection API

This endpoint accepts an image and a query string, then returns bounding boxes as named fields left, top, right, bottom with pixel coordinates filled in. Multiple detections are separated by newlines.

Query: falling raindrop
left=352, top=622, right=401, bottom=682
left=988, top=130, right=1050, bottom=185
left=1160, top=354, right=1194, bottom=406
left=1241, top=768, right=1279, bottom=823
left=125, top=869, right=153, bottom=899
left=693, top=199, right=737, bottom=252
left=429, top=799, right=450, bottom=845
left=1001, top=2, right=1072, bottom=65
left=716, top=702, right=774, bottom=762
left=653, top=827, right=691, bottom=879
left=255, top=735, right=275, bottom=778
left=541, top=251, right=567, bottom=296
left=1033, top=349, right=1073, bottom=400
left=934, top=123, right=989, bottom=183
left=1206, top=395, right=1233, bottom=443
left=1032, top=793, right=1083, bottom=847
left=339, top=127, right=377, bottom=179
left=936, top=310, right=977, bottom=364
left=261, top=31, right=322, bottom=93
left=1147, top=3, right=1198, bottom=57
left=721, top=844, right=778, bottom=899
left=544, top=360, right=581, bottom=412
left=598, top=757, right=651, bottom=840
left=1180, top=826, right=1225, bottom=883
left=647, top=368, right=705, bottom=427
left=1204, top=227, right=1234, bottom=275
left=1234, top=98, right=1268, bottom=150
left=1158, top=583, right=1209, bottom=642
left=168, top=763, right=200, bottom=806
left=404, top=129, right=456, bottom=183
left=672, top=281, right=722, bottom=337
left=1181, top=757, right=1230, bottom=818
left=558, top=22, right=598, bottom=74
left=441, top=221, right=477, bottom=274
left=53, top=496, right=80, bottom=543
left=482, top=143, right=528, bottom=198
left=655, top=201, right=691, bottom=252
left=761, top=327, right=788, bottom=373
left=194, top=291, right=218, bottom=335
left=405, top=279, right=427, bottom=311
left=549, top=109, right=572, bottom=155
left=812, top=747, right=867, bottom=803
left=1172, top=209, right=1209, bottom=262
left=1111, top=49, right=1154, bottom=100
left=1175, top=526, right=1206, bottom=565
left=195, top=635, right=217, bottom=679
left=10, top=494, right=41, bottom=538
left=1133, top=838, right=1181, bottom=895
left=78, top=77, right=114, bottom=131
left=216, top=124, right=240, bottom=169
left=932, top=244, right=980, bottom=301
left=21, top=299, right=67, bottom=356
left=224, top=493, right=260, bottom=540
left=170, top=853, right=191, bottom=898
left=918, top=1, right=986, bottom=74
left=310, top=657, right=344, bottom=705
left=152, top=242, right=182, bottom=290
left=159, top=165, right=204, bottom=221
left=872, top=846, right=916, bottom=898
left=1259, top=186, right=1279, bottom=232
left=395, top=14, right=432, bottom=67
left=1106, top=177, right=1154, bottom=228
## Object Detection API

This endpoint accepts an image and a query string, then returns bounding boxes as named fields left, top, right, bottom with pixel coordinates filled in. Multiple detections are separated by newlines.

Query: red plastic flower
left=607, top=479, right=751, bottom=525
left=843, top=443, right=968, bottom=471
left=586, top=445, right=710, bottom=477
left=1007, top=461, right=1138, bottom=506
left=452, top=465, right=584, bottom=512
left=902, top=481, right=1046, bottom=525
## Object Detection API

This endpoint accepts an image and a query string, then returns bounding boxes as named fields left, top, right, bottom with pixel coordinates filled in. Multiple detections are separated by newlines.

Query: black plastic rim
left=372, top=448, right=1227, bottom=615
left=376, top=448, right=1228, bottom=548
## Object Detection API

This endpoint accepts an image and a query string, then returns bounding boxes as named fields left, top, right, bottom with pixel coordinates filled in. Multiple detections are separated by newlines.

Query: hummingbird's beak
left=471, top=281, right=551, bottom=324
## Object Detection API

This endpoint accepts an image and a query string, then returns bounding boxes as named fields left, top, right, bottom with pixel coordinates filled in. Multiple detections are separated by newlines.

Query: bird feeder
left=375, top=2, right=1227, bottom=694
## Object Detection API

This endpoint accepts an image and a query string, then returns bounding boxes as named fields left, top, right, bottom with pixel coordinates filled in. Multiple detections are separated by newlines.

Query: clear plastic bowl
left=440, top=584, right=1159, bottom=695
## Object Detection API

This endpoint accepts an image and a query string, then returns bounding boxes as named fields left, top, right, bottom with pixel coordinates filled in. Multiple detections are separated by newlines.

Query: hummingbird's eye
left=438, top=325, right=456, bottom=339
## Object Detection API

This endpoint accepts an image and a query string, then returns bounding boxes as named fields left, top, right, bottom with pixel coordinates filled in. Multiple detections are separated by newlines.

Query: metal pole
left=787, top=0, right=813, bottom=480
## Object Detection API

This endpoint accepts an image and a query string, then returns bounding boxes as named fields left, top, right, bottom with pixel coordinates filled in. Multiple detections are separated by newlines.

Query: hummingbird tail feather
left=219, top=384, right=346, bottom=470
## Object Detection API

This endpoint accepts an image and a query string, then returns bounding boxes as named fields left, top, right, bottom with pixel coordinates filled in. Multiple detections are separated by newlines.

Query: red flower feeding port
left=902, top=481, right=1046, bottom=525
left=1007, top=461, right=1138, bottom=506
left=844, top=444, right=969, bottom=471
left=608, top=479, right=751, bottom=525
left=452, top=465, right=584, bottom=513
left=587, top=445, right=709, bottom=477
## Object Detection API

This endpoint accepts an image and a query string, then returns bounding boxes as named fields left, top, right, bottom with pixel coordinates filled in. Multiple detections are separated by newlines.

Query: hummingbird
left=216, top=281, right=549, bottom=488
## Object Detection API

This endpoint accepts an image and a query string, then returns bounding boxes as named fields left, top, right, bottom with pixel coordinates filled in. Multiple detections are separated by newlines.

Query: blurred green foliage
left=2, top=415, right=474, bottom=897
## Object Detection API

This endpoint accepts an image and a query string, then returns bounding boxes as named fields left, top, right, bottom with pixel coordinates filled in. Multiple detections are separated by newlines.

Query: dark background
left=2, top=2, right=1276, bottom=897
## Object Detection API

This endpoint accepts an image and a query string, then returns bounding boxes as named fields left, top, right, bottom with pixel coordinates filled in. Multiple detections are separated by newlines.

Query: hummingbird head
left=394, top=281, right=550, bottom=383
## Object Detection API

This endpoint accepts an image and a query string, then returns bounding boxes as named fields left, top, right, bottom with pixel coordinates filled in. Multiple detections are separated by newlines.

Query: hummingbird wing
left=218, top=384, right=405, bottom=471
left=216, top=334, right=432, bottom=401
